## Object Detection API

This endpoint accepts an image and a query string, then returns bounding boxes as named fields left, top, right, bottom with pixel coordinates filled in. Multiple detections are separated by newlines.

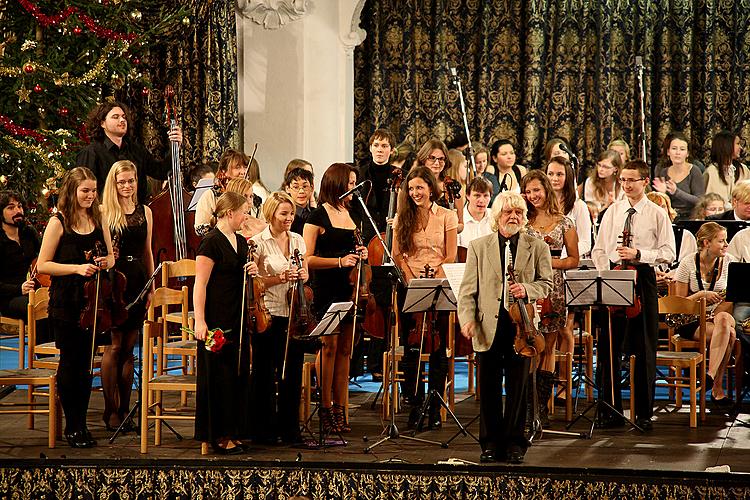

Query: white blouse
left=250, top=227, right=307, bottom=317
left=674, top=251, right=734, bottom=314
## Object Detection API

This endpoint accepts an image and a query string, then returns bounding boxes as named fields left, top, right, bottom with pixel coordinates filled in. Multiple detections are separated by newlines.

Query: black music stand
left=109, top=263, right=184, bottom=443
left=402, top=277, right=468, bottom=445
left=301, top=301, right=352, bottom=449
left=563, top=269, right=644, bottom=436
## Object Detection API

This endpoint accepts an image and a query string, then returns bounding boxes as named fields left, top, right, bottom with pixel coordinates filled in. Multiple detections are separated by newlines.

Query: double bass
left=149, top=85, right=201, bottom=264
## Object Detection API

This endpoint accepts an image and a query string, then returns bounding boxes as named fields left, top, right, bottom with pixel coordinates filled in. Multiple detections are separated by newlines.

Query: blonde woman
left=582, top=150, right=625, bottom=211
left=673, top=222, right=737, bottom=406
left=225, top=178, right=268, bottom=238
left=100, top=160, right=154, bottom=432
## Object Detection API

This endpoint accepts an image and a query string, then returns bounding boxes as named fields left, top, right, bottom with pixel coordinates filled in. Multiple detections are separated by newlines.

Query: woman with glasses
left=582, top=150, right=625, bottom=211
left=417, top=139, right=465, bottom=233
left=691, top=193, right=726, bottom=220
left=100, top=160, right=154, bottom=433
left=704, top=131, right=750, bottom=209
left=653, top=132, right=705, bottom=221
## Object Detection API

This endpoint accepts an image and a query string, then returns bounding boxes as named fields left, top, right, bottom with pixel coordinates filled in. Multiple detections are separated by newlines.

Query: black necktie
left=623, top=207, right=636, bottom=243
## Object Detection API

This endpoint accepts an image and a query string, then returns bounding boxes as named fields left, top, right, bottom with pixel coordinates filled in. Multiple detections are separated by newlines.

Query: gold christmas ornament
left=130, top=10, right=142, bottom=22
left=15, top=85, right=31, bottom=103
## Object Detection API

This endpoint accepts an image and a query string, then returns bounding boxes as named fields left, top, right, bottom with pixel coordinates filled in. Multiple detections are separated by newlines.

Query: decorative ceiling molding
left=236, top=0, right=308, bottom=30
left=339, top=0, right=367, bottom=50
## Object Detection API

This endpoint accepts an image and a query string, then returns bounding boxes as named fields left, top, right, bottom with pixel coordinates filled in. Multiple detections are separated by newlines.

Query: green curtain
left=125, top=0, right=240, bottom=169
left=354, top=0, right=750, bottom=170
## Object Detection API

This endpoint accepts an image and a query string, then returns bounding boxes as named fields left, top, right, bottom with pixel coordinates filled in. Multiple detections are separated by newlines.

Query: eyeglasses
left=116, top=179, right=137, bottom=186
left=618, top=177, right=646, bottom=184
left=426, top=155, right=446, bottom=164
left=288, top=184, right=311, bottom=192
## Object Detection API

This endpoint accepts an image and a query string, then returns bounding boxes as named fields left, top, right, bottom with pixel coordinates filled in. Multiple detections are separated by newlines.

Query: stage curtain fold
left=354, top=0, right=750, bottom=171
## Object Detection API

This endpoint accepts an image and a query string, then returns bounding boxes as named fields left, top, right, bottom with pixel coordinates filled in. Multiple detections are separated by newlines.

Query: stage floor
left=1, top=384, right=749, bottom=474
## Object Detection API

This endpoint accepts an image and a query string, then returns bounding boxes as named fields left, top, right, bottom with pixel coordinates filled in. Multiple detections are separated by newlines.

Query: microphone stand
left=449, top=66, right=477, bottom=179
left=635, top=56, right=647, bottom=166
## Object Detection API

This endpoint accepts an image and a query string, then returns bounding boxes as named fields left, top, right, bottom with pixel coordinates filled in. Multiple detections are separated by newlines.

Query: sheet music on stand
left=565, top=269, right=636, bottom=307
left=309, top=301, right=354, bottom=337
left=187, top=177, right=216, bottom=211
left=403, top=278, right=457, bottom=313
left=441, top=263, right=466, bottom=300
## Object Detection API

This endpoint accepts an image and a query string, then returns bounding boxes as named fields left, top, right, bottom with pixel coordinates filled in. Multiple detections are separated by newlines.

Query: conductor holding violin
left=458, top=192, right=552, bottom=464
left=592, top=160, right=675, bottom=431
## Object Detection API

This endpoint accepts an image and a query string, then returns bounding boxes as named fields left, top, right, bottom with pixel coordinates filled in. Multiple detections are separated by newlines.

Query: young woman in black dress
left=193, top=191, right=258, bottom=454
left=303, top=163, right=367, bottom=434
left=37, top=167, right=115, bottom=448
left=100, top=160, right=154, bottom=432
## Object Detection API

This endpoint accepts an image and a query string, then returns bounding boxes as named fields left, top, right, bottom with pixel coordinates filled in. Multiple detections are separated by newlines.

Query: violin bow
left=282, top=246, right=299, bottom=380
left=350, top=226, right=364, bottom=359
left=243, top=143, right=259, bottom=182
left=238, top=242, right=254, bottom=376
left=88, top=244, right=104, bottom=374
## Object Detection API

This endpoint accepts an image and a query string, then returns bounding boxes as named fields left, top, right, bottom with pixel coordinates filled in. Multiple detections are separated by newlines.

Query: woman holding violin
left=37, top=167, right=115, bottom=448
left=392, top=166, right=458, bottom=430
left=250, top=191, right=309, bottom=444
left=100, top=160, right=154, bottom=432
left=193, top=191, right=259, bottom=454
left=194, top=149, right=266, bottom=236
left=417, top=139, right=464, bottom=233
left=521, top=170, right=579, bottom=425
left=303, top=163, right=367, bottom=435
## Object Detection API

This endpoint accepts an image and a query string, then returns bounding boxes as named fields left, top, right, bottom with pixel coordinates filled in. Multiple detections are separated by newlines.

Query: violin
left=245, top=240, right=272, bottom=334
left=506, top=263, right=545, bottom=358
left=349, top=227, right=375, bottom=356
left=28, top=258, right=51, bottom=289
left=442, top=175, right=462, bottom=209
left=609, top=229, right=641, bottom=319
left=80, top=241, right=128, bottom=371
left=283, top=248, right=317, bottom=379
left=286, top=248, right=317, bottom=339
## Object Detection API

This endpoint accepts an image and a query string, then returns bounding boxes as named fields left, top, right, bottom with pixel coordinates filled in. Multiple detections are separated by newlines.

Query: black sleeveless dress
left=114, top=204, right=148, bottom=330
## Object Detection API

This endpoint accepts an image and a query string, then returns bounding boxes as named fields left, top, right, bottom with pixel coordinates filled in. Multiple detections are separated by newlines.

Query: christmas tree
left=0, top=0, right=190, bottom=222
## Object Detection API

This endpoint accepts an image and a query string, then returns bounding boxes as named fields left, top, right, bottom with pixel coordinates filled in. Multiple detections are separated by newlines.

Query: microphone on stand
left=338, top=180, right=370, bottom=200
left=558, top=142, right=578, bottom=162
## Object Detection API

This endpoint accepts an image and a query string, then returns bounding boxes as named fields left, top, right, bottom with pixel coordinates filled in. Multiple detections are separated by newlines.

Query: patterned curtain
left=123, top=0, right=240, bottom=169
left=354, top=0, right=750, bottom=171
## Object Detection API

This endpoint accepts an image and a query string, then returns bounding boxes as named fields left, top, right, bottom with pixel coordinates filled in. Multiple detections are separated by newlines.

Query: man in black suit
left=708, top=180, right=750, bottom=221
left=77, top=101, right=182, bottom=204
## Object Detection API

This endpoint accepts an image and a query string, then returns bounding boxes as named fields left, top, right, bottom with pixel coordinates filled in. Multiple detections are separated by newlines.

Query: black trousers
left=477, top=308, right=530, bottom=454
left=250, top=315, right=305, bottom=442
left=54, top=319, right=94, bottom=434
left=596, top=264, right=658, bottom=420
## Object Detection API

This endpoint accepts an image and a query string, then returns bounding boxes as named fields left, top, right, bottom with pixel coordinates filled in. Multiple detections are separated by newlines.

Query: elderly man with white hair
left=458, top=191, right=552, bottom=464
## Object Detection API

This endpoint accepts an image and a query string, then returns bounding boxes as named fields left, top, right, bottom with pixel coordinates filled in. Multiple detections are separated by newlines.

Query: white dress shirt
left=728, top=227, right=750, bottom=262
left=592, top=195, right=676, bottom=271
left=565, top=198, right=592, bottom=257
left=250, top=227, right=307, bottom=317
left=457, top=205, right=493, bottom=248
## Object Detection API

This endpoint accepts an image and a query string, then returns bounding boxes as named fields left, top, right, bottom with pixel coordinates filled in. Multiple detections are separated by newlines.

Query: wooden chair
left=0, top=287, right=58, bottom=447
left=160, top=260, right=196, bottom=400
left=140, top=317, right=206, bottom=454
left=0, top=314, right=25, bottom=368
left=161, top=259, right=196, bottom=330
left=382, top=311, right=456, bottom=421
left=551, top=351, right=573, bottom=421
left=655, top=295, right=707, bottom=427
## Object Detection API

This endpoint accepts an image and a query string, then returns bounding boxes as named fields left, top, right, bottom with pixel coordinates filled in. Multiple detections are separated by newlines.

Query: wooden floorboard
left=1, top=387, right=749, bottom=474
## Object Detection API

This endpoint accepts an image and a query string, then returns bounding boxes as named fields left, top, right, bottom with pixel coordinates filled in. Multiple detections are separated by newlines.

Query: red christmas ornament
left=73, top=26, right=83, bottom=35
left=132, top=57, right=140, bottom=65
left=23, top=63, right=35, bottom=74
left=141, top=87, right=149, bottom=96
left=33, top=84, right=43, bottom=93
left=59, top=107, right=69, bottom=116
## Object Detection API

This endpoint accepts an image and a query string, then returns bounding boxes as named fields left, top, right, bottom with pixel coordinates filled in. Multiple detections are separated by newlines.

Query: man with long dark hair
left=76, top=101, right=182, bottom=204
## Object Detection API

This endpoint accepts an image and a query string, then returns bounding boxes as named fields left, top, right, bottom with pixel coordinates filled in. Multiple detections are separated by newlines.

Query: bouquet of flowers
left=181, top=326, right=230, bottom=352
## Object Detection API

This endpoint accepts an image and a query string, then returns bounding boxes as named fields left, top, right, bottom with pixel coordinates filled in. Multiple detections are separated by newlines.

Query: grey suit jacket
left=457, top=231, right=553, bottom=353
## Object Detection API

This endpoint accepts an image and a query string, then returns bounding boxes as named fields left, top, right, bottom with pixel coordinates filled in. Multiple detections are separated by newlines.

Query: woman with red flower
left=193, top=191, right=258, bottom=455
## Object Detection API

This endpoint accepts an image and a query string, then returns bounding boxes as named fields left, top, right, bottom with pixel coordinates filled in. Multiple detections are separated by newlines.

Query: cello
left=149, top=85, right=201, bottom=264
